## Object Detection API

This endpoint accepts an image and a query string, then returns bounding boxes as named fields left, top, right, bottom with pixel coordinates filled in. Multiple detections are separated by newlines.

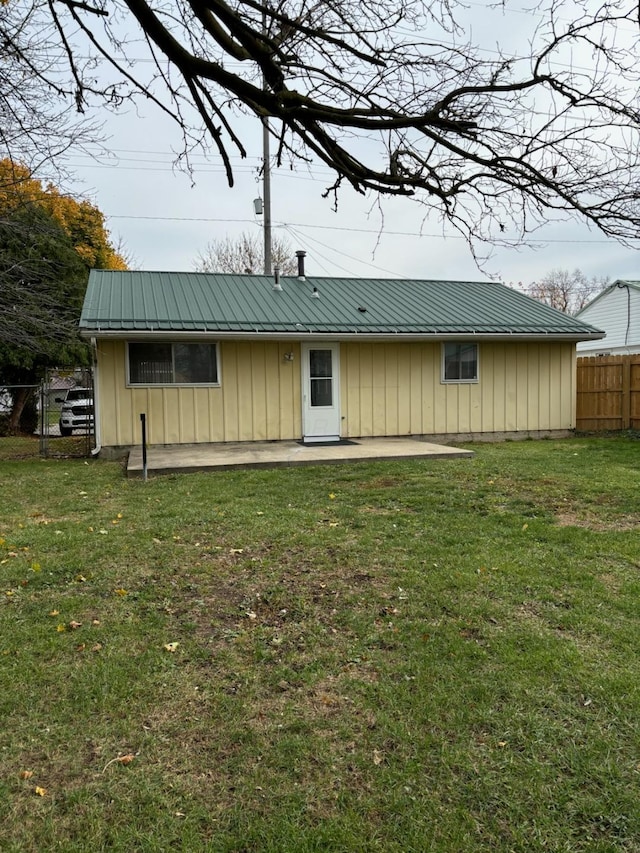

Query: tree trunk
left=7, top=387, right=35, bottom=435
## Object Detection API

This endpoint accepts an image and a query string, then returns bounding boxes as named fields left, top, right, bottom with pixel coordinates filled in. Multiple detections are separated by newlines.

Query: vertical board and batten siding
left=97, top=339, right=576, bottom=446
left=96, top=339, right=301, bottom=446
left=576, top=355, right=640, bottom=430
left=340, top=341, right=575, bottom=438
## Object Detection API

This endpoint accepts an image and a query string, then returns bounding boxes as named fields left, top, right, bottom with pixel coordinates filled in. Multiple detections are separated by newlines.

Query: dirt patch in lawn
left=555, top=510, right=639, bottom=531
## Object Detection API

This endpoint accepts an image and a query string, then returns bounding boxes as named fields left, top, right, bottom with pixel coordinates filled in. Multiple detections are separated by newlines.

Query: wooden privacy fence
left=576, top=355, right=640, bottom=431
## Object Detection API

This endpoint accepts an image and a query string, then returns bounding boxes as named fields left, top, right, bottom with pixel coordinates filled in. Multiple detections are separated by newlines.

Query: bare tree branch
left=4, top=0, right=640, bottom=246
left=0, top=0, right=101, bottom=176
left=523, top=268, right=609, bottom=315
left=194, top=231, right=297, bottom=274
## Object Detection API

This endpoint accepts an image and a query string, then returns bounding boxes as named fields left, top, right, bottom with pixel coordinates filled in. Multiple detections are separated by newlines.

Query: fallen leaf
left=230, top=548, right=244, bottom=554
left=20, top=770, right=33, bottom=780
left=163, top=642, right=180, bottom=652
left=152, top=538, right=162, bottom=544
left=498, top=741, right=507, bottom=748
left=49, top=610, right=60, bottom=617
left=69, top=620, right=82, bottom=630
left=372, top=750, right=383, bottom=766
left=98, top=529, right=108, bottom=535
left=34, top=786, right=47, bottom=796
left=329, top=493, right=336, bottom=500
left=56, top=624, right=66, bottom=632
left=114, top=588, right=128, bottom=596
left=76, top=574, right=87, bottom=582
left=522, top=523, right=528, bottom=531
left=91, top=643, right=103, bottom=652
left=116, top=513, right=123, bottom=519
left=102, top=753, right=136, bottom=773
left=31, top=563, right=41, bottom=572
left=246, top=611, right=257, bottom=620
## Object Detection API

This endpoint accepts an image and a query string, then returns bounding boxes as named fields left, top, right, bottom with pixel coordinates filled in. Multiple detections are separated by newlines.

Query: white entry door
left=301, top=343, right=341, bottom=443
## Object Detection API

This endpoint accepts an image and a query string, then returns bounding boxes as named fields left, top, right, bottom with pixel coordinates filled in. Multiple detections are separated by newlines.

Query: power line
left=104, top=212, right=640, bottom=246
left=283, top=223, right=404, bottom=278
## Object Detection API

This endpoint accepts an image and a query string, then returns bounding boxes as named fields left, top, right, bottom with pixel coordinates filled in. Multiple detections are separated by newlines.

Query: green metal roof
left=80, top=270, right=604, bottom=340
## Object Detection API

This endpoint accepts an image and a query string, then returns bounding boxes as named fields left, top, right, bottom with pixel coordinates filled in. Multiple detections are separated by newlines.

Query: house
left=575, top=280, right=640, bottom=356
left=79, top=267, right=604, bottom=452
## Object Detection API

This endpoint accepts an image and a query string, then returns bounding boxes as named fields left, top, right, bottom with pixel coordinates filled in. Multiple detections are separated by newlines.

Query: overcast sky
left=59, top=1, right=640, bottom=284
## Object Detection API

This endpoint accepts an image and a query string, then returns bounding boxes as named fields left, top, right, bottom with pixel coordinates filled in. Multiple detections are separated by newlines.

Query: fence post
left=140, top=413, right=148, bottom=481
left=39, top=384, right=47, bottom=459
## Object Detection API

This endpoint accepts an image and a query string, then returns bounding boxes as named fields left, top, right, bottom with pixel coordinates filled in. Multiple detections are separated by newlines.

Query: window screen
left=443, top=343, right=478, bottom=382
left=129, top=342, right=218, bottom=385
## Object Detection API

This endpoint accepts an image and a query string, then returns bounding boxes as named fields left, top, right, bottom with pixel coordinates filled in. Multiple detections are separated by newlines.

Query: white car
left=57, top=388, right=94, bottom=436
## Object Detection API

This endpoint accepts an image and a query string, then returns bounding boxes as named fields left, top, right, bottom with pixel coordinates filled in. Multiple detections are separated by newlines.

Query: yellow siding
left=96, top=338, right=576, bottom=446
left=340, top=341, right=575, bottom=438
left=95, top=340, right=301, bottom=446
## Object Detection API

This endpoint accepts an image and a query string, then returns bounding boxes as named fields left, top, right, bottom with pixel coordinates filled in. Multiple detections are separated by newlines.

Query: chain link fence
left=0, top=370, right=94, bottom=461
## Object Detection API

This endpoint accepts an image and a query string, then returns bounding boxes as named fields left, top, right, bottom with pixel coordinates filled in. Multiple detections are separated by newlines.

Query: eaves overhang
left=81, top=328, right=606, bottom=343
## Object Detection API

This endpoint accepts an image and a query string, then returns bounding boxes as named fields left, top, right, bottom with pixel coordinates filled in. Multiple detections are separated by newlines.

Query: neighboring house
left=575, top=280, right=640, bottom=356
left=79, top=268, right=604, bottom=452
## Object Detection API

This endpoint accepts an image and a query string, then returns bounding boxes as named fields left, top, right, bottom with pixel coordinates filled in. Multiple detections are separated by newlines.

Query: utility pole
left=261, top=1, right=272, bottom=275
left=262, top=117, right=272, bottom=275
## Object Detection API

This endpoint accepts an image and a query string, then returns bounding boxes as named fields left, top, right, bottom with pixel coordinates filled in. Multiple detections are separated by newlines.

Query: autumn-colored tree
left=0, top=159, right=127, bottom=433
left=0, top=160, right=127, bottom=270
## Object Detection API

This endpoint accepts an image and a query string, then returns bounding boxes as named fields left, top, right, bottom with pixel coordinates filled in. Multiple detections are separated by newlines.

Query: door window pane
left=311, top=377, right=332, bottom=406
left=309, top=349, right=333, bottom=406
left=310, top=349, right=332, bottom=378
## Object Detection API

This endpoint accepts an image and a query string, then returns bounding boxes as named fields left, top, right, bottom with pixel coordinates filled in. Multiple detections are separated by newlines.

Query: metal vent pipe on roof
left=296, top=250, right=306, bottom=280
left=273, top=267, right=282, bottom=291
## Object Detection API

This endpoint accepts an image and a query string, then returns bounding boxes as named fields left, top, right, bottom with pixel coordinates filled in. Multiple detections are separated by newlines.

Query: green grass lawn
left=1, top=437, right=639, bottom=852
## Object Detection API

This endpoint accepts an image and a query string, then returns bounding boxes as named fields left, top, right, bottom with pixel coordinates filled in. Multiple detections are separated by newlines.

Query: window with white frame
left=442, top=342, right=478, bottom=382
left=128, top=342, right=219, bottom=385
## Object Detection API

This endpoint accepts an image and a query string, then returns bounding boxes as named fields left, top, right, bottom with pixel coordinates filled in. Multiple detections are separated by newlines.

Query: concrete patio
left=127, top=437, right=474, bottom=477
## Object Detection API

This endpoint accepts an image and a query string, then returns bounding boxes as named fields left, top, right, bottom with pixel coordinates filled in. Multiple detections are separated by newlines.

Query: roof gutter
left=81, top=329, right=605, bottom=344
